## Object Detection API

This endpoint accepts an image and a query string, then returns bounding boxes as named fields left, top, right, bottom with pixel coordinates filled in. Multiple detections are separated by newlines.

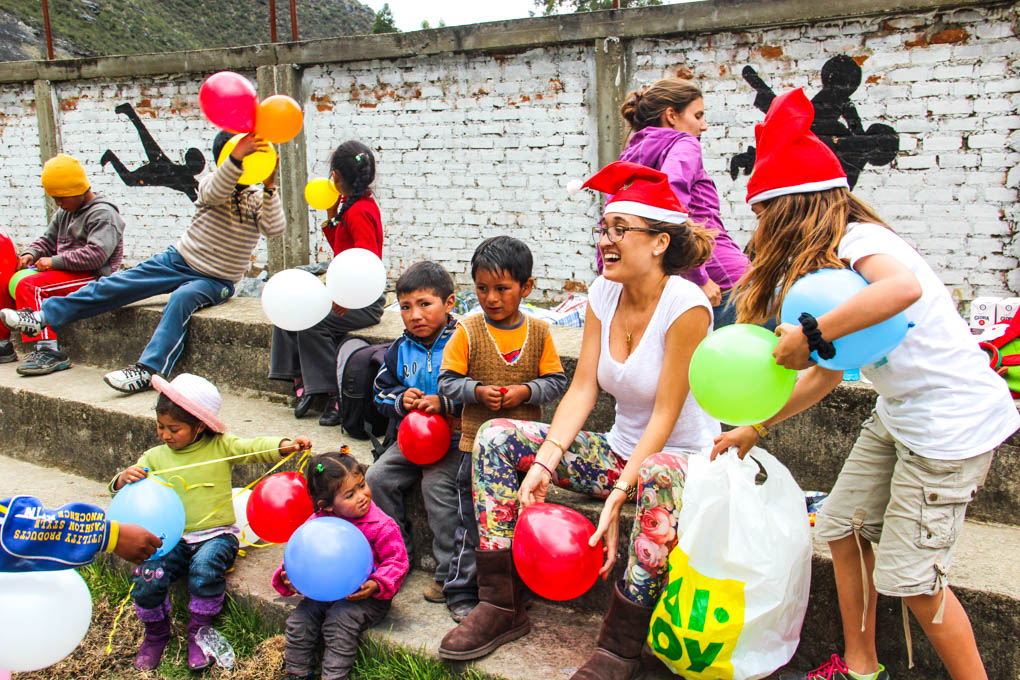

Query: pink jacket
left=271, top=502, right=409, bottom=601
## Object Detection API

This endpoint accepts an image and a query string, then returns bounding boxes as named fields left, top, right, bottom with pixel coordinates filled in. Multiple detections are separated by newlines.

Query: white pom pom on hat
left=566, top=178, right=584, bottom=195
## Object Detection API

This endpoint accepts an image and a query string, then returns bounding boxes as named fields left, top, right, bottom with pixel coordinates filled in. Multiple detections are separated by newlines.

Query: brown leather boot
left=438, top=548, right=530, bottom=660
left=570, top=582, right=655, bottom=680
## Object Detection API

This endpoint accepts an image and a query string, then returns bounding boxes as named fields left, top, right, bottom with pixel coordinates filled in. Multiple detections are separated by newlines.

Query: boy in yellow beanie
left=0, top=153, right=125, bottom=375
left=2, top=133, right=283, bottom=393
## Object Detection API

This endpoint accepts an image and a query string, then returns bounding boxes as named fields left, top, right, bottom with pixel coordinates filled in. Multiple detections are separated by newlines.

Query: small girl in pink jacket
left=272, top=452, right=409, bottom=680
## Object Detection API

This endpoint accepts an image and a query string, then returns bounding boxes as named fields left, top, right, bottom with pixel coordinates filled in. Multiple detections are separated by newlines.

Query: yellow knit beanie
left=41, top=154, right=90, bottom=197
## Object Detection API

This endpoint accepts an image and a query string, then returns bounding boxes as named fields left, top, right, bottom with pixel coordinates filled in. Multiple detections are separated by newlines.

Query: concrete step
left=11, top=295, right=1020, bottom=525
left=4, top=455, right=1018, bottom=679
left=1, top=368, right=1018, bottom=679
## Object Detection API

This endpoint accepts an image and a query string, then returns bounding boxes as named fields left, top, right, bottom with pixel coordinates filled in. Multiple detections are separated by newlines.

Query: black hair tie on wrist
left=798, top=312, right=836, bottom=360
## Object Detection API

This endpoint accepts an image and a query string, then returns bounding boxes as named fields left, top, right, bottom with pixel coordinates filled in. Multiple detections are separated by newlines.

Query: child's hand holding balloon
left=345, top=579, right=379, bottom=601
left=116, top=465, right=148, bottom=489
left=114, top=523, right=163, bottom=564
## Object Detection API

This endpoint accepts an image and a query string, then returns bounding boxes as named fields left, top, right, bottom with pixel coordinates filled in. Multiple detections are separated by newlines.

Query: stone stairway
left=0, top=297, right=1017, bottom=679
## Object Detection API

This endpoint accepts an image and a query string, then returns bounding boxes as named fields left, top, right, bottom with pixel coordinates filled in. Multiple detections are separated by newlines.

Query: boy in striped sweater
left=0, top=154, right=125, bottom=376
left=1, top=132, right=285, bottom=393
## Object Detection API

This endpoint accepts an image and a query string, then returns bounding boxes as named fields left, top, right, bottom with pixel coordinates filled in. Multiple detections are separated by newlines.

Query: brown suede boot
left=569, top=582, right=655, bottom=680
left=438, top=548, right=530, bottom=660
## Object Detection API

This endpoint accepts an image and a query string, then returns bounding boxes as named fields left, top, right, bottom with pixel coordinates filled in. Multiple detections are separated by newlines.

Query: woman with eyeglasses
left=438, top=161, right=720, bottom=680
left=608, top=78, right=750, bottom=328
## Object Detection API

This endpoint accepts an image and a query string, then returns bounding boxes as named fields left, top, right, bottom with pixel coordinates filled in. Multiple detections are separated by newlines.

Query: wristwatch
left=612, top=479, right=637, bottom=501
left=752, top=423, right=769, bottom=438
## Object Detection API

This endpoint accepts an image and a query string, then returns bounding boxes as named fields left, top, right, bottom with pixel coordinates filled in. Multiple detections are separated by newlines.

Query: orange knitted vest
left=458, top=313, right=548, bottom=452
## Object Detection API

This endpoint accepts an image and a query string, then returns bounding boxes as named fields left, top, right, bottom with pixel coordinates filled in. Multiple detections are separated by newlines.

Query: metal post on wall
left=41, top=0, right=55, bottom=59
left=269, top=0, right=278, bottom=42
left=289, top=0, right=299, bottom=40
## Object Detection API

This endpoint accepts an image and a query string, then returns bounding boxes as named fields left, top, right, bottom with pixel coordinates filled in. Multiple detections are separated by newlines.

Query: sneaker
left=16, top=348, right=71, bottom=376
left=318, top=395, right=342, bottom=427
left=0, top=340, right=16, bottom=363
left=104, top=364, right=153, bottom=393
left=0, top=308, right=44, bottom=337
left=423, top=580, right=445, bottom=603
left=447, top=600, right=477, bottom=623
left=780, top=655, right=890, bottom=680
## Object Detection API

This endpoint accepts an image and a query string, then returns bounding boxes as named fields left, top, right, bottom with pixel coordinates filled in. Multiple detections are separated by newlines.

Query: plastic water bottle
left=843, top=368, right=861, bottom=381
left=195, top=626, right=235, bottom=669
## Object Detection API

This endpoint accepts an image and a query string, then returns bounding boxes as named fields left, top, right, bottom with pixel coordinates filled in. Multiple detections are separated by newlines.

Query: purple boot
left=134, top=597, right=172, bottom=670
left=188, top=594, right=224, bottom=670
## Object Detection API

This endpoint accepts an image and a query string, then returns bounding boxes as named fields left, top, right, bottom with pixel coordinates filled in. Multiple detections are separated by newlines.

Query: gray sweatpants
left=285, top=596, right=390, bottom=680
left=365, top=439, right=461, bottom=585
left=267, top=296, right=384, bottom=396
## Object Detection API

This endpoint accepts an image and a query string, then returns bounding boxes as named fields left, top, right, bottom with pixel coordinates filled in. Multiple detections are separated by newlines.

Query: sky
left=360, top=1, right=690, bottom=32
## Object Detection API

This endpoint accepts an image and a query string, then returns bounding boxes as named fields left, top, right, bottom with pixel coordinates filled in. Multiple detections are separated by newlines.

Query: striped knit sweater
left=23, top=196, right=125, bottom=277
left=175, top=158, right=286, bottom=283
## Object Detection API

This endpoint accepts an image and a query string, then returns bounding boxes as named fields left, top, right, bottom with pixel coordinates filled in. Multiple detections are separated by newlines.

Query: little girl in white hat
left=111, top=373, right=312, bottom=671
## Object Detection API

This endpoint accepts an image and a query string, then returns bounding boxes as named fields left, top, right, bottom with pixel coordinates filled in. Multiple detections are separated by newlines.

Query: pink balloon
left=199, top=71, right=257, bottom=133
left=0, top=669, right=10, bottom=680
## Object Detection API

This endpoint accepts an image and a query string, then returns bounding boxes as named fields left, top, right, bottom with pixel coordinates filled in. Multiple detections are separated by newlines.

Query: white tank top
left=589, top=275, right=721, bottom=459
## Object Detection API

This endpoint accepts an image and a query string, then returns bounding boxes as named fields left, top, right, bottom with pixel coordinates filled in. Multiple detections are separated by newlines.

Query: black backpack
left=336, top=336, right=396, bottom=458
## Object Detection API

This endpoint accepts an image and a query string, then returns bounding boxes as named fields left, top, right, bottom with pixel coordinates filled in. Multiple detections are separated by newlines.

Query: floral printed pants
left=472, top=418, right=689, bottom=606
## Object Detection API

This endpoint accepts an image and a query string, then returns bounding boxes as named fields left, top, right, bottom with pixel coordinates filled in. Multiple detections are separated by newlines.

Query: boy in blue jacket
left=365, top=261, right=470, bottom=621
left=1, top=495, right=161, bottom=570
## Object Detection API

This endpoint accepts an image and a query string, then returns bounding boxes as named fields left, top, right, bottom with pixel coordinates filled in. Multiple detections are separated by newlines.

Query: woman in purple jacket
left=612, top=78, right=750, bottom=327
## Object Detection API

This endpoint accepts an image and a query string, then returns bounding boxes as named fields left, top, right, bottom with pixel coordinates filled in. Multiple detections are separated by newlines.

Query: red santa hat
left=567, top=161, right=689, bottom=224
left=745, top=88, right=849, bottom=205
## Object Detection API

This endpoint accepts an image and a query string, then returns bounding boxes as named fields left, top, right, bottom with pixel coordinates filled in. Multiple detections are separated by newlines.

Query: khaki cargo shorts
left=816, top=411, right=993, bottom=598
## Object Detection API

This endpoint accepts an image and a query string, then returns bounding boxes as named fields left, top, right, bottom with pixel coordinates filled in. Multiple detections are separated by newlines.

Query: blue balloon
left=284, top=517, right=373, bottom=601
left=780, top=268, right=910, bottom=370
left=107, top=475, right=186, bottom=558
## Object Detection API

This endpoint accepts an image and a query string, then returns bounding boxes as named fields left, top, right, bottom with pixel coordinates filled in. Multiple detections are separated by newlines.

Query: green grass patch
left=16, top=557, right=501, bottom=680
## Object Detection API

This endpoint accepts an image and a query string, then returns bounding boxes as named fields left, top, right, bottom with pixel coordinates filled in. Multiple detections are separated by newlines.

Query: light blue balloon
left=107, top=475, right=186, bottom=558
left=780, top=268, right=910, bottom=370
left=284, top=517, right=373, bottom=602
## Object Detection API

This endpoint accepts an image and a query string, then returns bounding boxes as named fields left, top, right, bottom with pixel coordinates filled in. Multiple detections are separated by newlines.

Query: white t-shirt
left=838, top=222, right=1020, bottom=459
left=588, top=275, right=721, bottom=459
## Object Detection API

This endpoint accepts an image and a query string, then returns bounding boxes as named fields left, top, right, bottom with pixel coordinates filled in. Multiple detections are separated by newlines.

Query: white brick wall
left=0, top=2, right=1016, bottom=304
left=630, top=3, right=1020, bottom=302
left=301, top=45, right=600, bottom=299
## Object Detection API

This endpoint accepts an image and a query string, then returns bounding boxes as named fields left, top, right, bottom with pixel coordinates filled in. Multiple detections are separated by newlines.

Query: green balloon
left=688, top=323, right=797, bottom=426
left=1000, top=338, right=1020, bottom=393
left=8, top=268, right=38, bottom=298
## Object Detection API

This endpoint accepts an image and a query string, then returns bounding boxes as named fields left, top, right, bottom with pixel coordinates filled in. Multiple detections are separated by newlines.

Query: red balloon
left=512, top=503, right=601, bottom=601
left=397, top=411, right=452, bottom=465
left=246, top=472, right=314, bottom=544
left=199, top=71, right=257, bottom=133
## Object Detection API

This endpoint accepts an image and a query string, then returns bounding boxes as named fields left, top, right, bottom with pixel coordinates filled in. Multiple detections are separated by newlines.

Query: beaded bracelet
left=798, top=312, right=836, bottom=360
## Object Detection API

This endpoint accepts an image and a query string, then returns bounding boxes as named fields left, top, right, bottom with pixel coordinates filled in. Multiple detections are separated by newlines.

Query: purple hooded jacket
left=608, top=127, right=749, bottom=290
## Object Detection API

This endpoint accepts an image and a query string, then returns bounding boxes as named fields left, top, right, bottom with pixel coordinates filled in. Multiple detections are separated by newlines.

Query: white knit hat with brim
left=152, top=374, right=227, bottom=434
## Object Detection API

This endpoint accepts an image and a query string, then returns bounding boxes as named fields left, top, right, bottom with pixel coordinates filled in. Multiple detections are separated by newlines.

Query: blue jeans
left=713, top=288, right=777, bottom=332
left=41, top=247, right=234, bottom=375
left=131, top=533, right=239, bottom=609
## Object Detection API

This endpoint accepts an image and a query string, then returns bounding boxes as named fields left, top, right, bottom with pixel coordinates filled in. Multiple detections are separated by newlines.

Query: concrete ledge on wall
left=0, top=0, right=1008, bottom=84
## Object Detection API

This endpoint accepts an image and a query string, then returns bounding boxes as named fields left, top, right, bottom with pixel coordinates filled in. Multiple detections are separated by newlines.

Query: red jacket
left=323, top=194, right=383, bottom=258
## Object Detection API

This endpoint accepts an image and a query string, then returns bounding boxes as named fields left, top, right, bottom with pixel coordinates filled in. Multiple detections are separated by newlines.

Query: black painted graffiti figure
left=101, top=103, right=206, bottom=202
left=730, top=55, right=899, bottom=188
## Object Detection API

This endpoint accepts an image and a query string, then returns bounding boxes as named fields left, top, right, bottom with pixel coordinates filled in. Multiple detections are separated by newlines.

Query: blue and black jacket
left=0, top=496, right=117, bottom=572
left=373, top=314, right=462, bottom=430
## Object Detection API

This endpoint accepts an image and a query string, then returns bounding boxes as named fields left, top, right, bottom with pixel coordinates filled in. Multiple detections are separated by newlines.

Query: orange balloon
left=254, top=95, right=303, bottom=144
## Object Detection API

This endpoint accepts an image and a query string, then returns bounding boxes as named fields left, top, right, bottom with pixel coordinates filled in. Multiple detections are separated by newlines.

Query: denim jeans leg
left=132, top=540, right=192, bottom=609
left=139, top=274, right=234, bottom=375
left=187, top=534, right=239, bottom=599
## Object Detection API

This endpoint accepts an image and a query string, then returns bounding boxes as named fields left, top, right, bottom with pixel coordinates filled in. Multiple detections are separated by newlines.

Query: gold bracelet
left=752, top=423, right=769, bottom=438
left=544, top=437, right=566, bottom=454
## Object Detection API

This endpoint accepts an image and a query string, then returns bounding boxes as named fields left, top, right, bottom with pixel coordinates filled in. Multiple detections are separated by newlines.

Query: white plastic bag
left=647, top=447, right=811, bottom=680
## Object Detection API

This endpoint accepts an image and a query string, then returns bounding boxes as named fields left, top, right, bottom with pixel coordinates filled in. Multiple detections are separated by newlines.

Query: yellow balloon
left=304, top=177, right=341, bottom=210
left=216, top=134, right=277, bottom=185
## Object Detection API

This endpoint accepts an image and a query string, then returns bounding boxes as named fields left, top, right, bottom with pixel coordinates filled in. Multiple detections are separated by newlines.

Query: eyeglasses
left=591, top=225, right=663, bottom=243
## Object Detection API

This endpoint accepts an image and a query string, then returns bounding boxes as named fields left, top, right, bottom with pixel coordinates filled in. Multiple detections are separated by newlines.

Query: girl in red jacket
left=269, top=141, right=385, bottom=425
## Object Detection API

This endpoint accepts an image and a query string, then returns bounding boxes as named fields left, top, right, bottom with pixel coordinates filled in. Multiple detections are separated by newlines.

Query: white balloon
left=0, top=569, right=92, bottom=671
left=325, top=248, right=386, bottom=309
left=231, top=487, right=264, bottom=544
left=261, top=269, right=332, bottom=331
